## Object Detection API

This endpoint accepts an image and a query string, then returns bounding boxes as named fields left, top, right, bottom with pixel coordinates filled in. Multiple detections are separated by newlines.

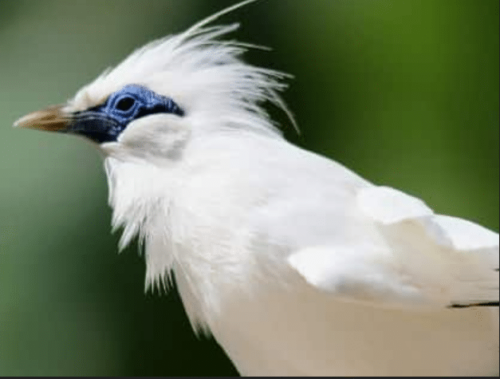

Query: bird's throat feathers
left=104, top=155, right=229, bottom=330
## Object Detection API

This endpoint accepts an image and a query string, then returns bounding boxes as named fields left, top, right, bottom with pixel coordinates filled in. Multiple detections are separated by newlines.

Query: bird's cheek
left=118, top=116, right=191, bottom=160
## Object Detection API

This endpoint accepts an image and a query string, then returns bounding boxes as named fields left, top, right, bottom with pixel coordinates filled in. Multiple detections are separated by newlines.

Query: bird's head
left=14, top=1, right=293, bottom=164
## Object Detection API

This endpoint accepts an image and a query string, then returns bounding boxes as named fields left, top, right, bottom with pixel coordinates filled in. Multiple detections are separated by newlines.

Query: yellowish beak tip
left=13, top=105, right=70, bottom=132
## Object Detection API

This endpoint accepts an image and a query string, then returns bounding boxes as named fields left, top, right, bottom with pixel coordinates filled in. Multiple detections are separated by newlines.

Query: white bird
left=14, top=1, right=499, bottom=376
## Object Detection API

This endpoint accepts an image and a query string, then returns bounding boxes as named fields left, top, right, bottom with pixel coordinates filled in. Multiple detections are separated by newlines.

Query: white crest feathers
left=67, top=0, right=296, bottom=135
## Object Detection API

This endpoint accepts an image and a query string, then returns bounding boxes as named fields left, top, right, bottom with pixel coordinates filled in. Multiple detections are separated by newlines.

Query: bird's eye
left=115, top=96, right=136, bottom=112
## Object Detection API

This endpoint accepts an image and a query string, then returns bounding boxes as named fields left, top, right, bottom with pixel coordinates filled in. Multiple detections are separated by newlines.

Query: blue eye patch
left=68, top=84, right=184, bottom=144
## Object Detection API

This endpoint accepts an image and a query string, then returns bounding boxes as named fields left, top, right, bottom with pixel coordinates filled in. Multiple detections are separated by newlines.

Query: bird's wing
left=288, top=186, right=499, bottom=309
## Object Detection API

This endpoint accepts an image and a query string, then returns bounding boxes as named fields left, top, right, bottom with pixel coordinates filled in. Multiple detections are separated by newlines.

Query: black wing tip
left=449, top=301, right=500, bottom=309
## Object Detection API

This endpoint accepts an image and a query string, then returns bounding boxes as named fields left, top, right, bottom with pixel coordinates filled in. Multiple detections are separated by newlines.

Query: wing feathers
left=449, top=301, right=499, bottom=309
left=288, top=186, right=499, bottom=310
left=357, top=186, right=433, bottom=225
left=287, top=246, right=431, bottom=308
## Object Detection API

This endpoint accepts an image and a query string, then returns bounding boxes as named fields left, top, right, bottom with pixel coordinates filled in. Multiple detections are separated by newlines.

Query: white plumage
left=15, top=1, right=499, bottom=375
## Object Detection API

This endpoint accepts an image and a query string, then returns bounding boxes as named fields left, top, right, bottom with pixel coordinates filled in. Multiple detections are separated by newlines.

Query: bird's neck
left=103, top=153, right=257, bottom=331
left=104, top=157, right=179, bottom=249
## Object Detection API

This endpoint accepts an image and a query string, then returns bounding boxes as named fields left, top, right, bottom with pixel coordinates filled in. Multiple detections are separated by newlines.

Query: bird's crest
left=68, top=0, right=297, bottom=135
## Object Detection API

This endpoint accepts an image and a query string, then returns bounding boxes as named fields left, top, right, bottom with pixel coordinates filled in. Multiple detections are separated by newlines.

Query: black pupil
left=116, top=97, right=135, bottom=112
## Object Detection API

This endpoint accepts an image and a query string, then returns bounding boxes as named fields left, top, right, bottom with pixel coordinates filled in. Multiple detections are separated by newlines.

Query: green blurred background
left=0, top=0, right=498, bottom=375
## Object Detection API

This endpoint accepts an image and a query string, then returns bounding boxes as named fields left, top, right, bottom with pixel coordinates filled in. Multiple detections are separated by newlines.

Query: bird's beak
left=14, top=105, right=123, bottom=144
left=13, top=105, right=71, bottom=132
